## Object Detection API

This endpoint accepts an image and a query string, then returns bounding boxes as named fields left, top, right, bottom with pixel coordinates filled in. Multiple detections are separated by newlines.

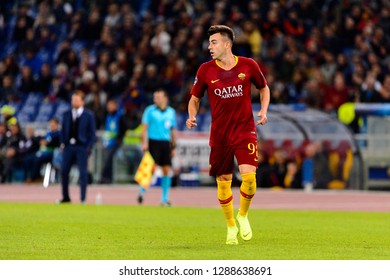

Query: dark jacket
left=61, top=108, right=96, bottom=152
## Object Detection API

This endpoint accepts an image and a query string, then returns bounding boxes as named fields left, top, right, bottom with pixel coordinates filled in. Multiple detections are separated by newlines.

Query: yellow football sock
left=217, top=179, right=235, bottom=227
left=239, top=172, right=257, bottom=217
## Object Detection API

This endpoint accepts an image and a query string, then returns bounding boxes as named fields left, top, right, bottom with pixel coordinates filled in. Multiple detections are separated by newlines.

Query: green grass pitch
left=1, top=202, right=389, bottom=260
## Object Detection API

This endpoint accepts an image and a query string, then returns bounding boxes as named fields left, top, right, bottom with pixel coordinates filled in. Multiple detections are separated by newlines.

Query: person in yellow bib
left=0, top=105, right=18, bottom=128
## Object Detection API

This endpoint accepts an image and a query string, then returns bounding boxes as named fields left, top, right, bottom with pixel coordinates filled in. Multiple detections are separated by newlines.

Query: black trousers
left=61, top=145, right=88, bottom=202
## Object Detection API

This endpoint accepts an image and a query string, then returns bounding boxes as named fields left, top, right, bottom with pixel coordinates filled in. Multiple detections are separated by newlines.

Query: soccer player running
left=186, top=25, right=270, bottom=245
left=138, top=89, right=177, bottom=206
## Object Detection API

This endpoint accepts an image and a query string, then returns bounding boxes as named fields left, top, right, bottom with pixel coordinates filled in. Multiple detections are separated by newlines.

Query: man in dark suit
left=58, top=90, right=96, bottom=204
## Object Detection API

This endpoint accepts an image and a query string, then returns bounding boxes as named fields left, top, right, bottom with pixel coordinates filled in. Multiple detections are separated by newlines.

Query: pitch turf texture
left=1, top=202, right=389, bottom=260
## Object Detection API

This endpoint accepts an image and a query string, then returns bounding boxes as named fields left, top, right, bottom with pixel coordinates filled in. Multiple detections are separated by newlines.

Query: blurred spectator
left=12, top=3, right=34, bottom=42
left=322, top=71, right=351, bottom=115
left=76, top=70, right=95, bottom=95
left=85, top=81, right=107, bottom=129
left=335, top=53, right=353, bottom=83
left=99, top=99, right=127, bottom=184
left=62, top=48, right=80, bottom=78
left=380, top=74, right=390, bottom=101
left=161, top=50, right=183, bottom=97
left=283, top=160, right=302, bottom=189
left=235, top=20, right=262, bottom=57
left=67, top=10, right=84, bottom=41
left=2, top=55, right=20, bottom=77
left=142, top=63, right=162, bottom=104
left=283, top=8, right=304, bottom=41
left=0, top=105, right=18, bottom=128
left=121, top=78, right=145, bottom=113
left=104, top=3, right=121, bottom=30
left=34, top=1, right=56, bottom=29
left=36, top=63, right=53, bottom=97
left=36, top=26, right=57, bottom=54
left=96, top=48, right=112, bottom=70
left=17, top=65, right=38, bottom=95
left=0, top=122, right=7, bottom=179
left=25, top=117, right=61, bottom=182
left=150, top=22, right=171, bottom=55
left=96, top=67, right=110, bottom=94
left=256, top=146, right=274, bottom=189
left=18, top=28, right=38, bottom=55
left=19, top=125, right=41, bottom=181
left=0, top=122, right=24, bottom=182
left=359, top=71, right=383, bottom=102
left=20, top=49, right=44, bottom=76
left=48, top=75, right=73, bottom=102
left=106, top=61, right=127, bottom=99
left=268, top=149, right=288, bottom=188
left=118, top=13, right=139, bottom=47
left=319, top=50, right=337, bottom=85
left=83, top=8, right=103, bottom=43
left=0, top=123, right=7, bottom=147
left=1, top=75, right=18, bottom=103
left=303, top=141, right=333, bottom=190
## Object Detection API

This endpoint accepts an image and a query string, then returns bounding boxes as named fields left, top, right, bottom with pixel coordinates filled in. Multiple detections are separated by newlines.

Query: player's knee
left=217, top=179, right=232, bottom=200
left=241, top=172, right=256, bottom=195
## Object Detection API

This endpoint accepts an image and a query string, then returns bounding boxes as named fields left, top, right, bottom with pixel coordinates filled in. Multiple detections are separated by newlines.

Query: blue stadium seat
left=3, top=42, right=18, bottom=57
left=24, top=92, right=43, bottom=106
left=16, top=111, right=36, bottom=124
left=53, top=101, right=70, bottom=122
left=35, top=102, right=57, bottom=123
left=16, top=102, right=39, bottom=124
left=175, top=112, right=187, bottom=131
left=198, top=112, right=211, bottom=131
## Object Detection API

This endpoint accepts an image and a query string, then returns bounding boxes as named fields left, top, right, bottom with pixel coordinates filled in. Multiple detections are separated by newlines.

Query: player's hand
left=186, top=116, right=197, bottom=129
left=256, top=111, right=268, bottom=125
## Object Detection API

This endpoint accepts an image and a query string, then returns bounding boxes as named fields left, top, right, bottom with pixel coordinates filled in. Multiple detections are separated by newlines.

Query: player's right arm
left=187, top=64, right=208, bottom=129
left=186, top=95, right=200, bottom=129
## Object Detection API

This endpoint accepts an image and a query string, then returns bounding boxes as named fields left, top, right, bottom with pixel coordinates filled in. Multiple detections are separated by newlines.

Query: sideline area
left=1, top=184, right=390, bottom=212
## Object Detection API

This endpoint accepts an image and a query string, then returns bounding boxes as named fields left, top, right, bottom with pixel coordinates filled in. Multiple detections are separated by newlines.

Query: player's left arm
left=249, top=58, right=270, bottom=125
left=256, top=85, right=270, bottom=126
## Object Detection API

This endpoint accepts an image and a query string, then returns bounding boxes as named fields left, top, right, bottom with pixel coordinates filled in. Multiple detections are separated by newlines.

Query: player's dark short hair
left=208, top=25, right=235, bottom=44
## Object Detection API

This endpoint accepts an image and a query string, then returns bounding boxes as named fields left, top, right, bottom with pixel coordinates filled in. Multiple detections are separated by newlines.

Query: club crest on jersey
left=238, top=73, right=246, bottom=80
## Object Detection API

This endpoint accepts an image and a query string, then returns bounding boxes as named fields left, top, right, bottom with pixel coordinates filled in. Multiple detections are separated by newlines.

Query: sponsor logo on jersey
left=211, top=79, right=220, bottom=84
left=214, top=85, right=243, bottom=99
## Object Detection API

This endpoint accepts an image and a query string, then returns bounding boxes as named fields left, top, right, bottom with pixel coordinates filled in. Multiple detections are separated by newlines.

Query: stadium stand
left=0, top=0, right=389, bottom=188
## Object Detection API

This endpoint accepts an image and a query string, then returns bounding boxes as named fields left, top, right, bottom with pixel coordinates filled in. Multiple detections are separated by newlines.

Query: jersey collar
left=215, top=55, right=238, bottom=70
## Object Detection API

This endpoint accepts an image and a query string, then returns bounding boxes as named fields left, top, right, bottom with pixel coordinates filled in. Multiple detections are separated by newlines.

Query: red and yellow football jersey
left=190, top=56, right=267, bottom=147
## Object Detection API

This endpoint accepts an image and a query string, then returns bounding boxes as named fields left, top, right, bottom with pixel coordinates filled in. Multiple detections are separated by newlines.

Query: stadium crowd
left=0, top=0, right=389, bottom=187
